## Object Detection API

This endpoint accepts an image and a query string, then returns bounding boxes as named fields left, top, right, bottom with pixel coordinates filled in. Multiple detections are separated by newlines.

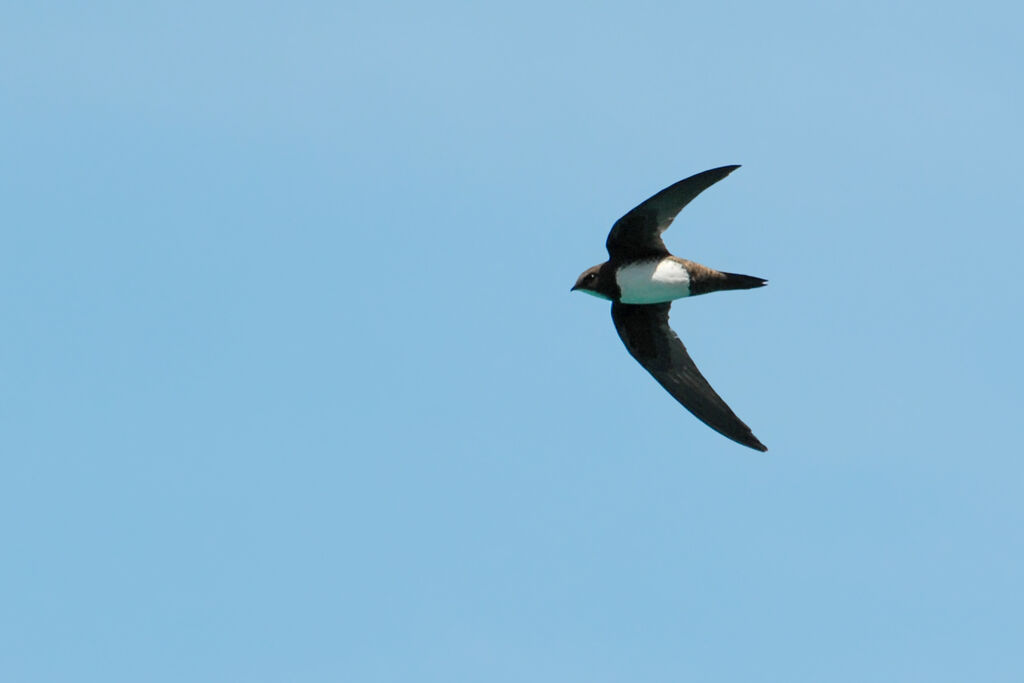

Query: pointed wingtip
left=705, top=164, right=741, bottom=183
left=742, top=430, right=767, bottom=452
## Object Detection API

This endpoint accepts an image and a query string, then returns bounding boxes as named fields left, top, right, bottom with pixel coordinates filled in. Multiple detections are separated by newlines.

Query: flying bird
left=571, top=165, right=767, bottom=451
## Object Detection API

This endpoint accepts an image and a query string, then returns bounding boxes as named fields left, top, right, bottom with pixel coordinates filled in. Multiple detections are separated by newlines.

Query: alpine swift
left=571, top=165, right=767, bottom=452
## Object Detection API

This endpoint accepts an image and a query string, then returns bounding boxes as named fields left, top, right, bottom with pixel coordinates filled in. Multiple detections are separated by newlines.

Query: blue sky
left=2, top=1, right=1023, bottom=681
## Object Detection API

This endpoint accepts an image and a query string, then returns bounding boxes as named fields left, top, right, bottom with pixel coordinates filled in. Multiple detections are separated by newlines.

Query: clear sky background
left=3, top=1, right=1023, bottom=681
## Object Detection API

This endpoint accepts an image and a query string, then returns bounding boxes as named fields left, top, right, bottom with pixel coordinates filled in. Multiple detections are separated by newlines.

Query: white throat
left=615, top=258, right=691, bottom=304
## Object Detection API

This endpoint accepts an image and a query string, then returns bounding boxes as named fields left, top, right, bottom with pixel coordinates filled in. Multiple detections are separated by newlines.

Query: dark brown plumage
left=572, top=165, right=768, bottom=451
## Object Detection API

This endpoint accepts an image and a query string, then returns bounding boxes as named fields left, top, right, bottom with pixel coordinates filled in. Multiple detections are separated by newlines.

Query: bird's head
left=571, top=263, right=615, bottom=301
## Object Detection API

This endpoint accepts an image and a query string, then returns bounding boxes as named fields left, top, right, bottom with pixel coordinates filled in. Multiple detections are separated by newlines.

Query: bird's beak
left=570, top=284, right=578, bottom=292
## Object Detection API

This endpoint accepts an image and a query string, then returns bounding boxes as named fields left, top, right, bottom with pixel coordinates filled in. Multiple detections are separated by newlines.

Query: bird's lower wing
left=611, top=302, right=766, bottom=452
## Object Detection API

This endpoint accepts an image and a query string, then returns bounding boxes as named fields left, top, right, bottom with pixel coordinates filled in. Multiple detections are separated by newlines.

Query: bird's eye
left=586, top=273, right=596, bottom=281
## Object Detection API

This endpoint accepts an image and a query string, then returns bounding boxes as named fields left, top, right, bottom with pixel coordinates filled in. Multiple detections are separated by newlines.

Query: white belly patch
left=616, top=259, right=691, bottom=304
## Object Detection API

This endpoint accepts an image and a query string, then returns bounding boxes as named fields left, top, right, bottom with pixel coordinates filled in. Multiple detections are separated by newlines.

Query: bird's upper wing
left=605, top=165, right=740, bottom=261
left=611, top=302, right=766, bottom=452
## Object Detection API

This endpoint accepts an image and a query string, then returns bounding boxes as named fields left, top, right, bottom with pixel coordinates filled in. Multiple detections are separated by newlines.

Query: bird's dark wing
left=605, top=165, right=740, bottom=261
left=611, top=302, right=766, bottom=452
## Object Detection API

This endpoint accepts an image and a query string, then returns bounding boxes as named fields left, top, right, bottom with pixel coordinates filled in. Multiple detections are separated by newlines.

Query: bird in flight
left=571, top=165, right=767, bottom=451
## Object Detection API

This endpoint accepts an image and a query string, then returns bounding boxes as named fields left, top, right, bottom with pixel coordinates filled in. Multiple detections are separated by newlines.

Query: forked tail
left=720, top=272, right=767, bottom=290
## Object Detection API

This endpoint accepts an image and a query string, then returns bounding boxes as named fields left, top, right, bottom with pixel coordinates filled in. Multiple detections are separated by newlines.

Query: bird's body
left=571, top=165, right=768, bottom=452
left=615, top=256, right=692, bottom=304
